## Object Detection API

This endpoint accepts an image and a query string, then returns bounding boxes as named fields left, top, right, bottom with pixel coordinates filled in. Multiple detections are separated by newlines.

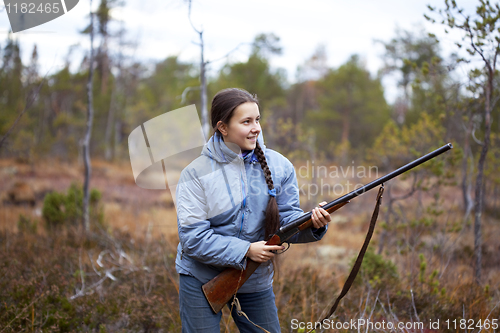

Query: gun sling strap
left=316, top=185, right=385, bottom=326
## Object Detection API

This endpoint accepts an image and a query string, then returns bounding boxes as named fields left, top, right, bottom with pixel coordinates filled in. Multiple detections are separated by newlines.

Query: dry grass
left=1, top=158, right=500, bottom=332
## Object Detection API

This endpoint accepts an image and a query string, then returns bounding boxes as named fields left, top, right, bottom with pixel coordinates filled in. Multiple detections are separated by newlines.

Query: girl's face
left=218, top=102, right=261, bottom=152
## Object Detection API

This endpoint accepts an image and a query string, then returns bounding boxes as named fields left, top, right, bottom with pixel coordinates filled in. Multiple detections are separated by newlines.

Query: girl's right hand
left=246, top=241, right=284, bottom=263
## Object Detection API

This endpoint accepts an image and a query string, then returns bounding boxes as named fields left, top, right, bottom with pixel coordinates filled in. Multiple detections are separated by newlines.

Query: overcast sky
left=1, top=0, right=478, bottom=102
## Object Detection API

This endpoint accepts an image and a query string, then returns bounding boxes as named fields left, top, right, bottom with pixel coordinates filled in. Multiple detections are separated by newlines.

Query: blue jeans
left=179, top=274, right=281, bottom=333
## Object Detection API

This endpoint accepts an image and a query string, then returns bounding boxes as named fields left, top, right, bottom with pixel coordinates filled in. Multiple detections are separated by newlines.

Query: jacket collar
left=203, top=132, right=265, bottom=164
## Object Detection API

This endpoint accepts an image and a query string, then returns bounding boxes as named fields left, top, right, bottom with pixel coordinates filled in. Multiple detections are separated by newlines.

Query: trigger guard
left=276, top=242, right=290, bottom=254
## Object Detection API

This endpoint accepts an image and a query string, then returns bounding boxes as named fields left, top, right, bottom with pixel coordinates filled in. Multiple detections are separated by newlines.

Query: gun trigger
left=276, top=242, right=290, bottom=255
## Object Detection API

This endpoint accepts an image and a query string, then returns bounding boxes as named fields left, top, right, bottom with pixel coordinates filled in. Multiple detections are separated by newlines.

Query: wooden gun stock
left=201, top=202, right=348, bottom=313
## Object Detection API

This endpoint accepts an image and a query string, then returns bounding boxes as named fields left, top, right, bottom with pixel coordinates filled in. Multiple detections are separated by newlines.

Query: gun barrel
left=279, top=143, right=453, bottom=235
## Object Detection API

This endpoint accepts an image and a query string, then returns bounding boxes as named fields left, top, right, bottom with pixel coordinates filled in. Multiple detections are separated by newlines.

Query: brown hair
left=211, top=88, right=280, bottom=240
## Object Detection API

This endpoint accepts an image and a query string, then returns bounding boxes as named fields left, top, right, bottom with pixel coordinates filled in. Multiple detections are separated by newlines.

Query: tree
left=81, top=0, right=122, bottom=94
left=210, top=34, right=286, bottom=146
left=378, top=28, right=448, bottom=124
left=427, top=0, right=500, bottom=284
left=103, top=24, right=138, bottom=161
left=368, top=114, right=458, bottom=259
left=286, top=45, right=328, bottom=125
left=184, top=0, right=209, bottom=138
left=127, top=56, right=198, bottom=126
left=83, top=0, right=96, bottom=232
left=305, top=55, right=390, bottom=161
left=80, top=0, right=125, bottom=160
left=0, top=37, right=24, bottom=146
left=213, top=52, right=286, bottom=110
left=0, top=37, right=48, bottom=162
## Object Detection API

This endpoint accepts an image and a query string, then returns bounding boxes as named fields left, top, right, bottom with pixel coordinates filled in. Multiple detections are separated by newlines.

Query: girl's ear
left=217, top=121, right=228, bottom=136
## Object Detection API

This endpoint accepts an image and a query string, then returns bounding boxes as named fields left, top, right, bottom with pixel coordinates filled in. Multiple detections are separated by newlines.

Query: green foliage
left=418, top=254, right=441, bottom=294
left=269, top=117, right=314, bottom=161
left=0, top=36, right=43, bottom=161
left=42, top=183, right=104, bottom=229
left=369, top=113, right=449, bottom=168
left=304, top=55, right=390, bottom=159
left=379, top=27, right=442, bottom=97
left=484, top=134, right=500, bottom=186
left=418, top=253, right=427, bottom=283
left=353, top=248, right=399, bottom=289
left=426, top=0, right=500, bottom=284
left=369, top=112, right=461, bottom=191
left=252, top=33, right=282, bottom=56
left=42, top=191, right=66, bottom=227
left=211, top=52, right=286, bottom=113
left=377, top=27, right=464, bottom=150
left=17, top=214, right=37, bottom=234
left=129, top=56, right=199, bottom=123
left=297, top=329, right=314, bottom=333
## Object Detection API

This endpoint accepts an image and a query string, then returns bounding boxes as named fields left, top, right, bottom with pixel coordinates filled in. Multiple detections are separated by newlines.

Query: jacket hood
left=202, top=132, right=266, bottom=164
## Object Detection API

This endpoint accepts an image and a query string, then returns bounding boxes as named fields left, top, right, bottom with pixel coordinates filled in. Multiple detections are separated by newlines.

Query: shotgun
left=202, top=143, right=453, bottom=313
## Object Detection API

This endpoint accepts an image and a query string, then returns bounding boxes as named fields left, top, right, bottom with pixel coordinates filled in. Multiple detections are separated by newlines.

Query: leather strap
left=224, top=268, right=272, bottom=333
left=316, top=185, right=384, bottom=325
left=232, top=296, right=271, bottom=333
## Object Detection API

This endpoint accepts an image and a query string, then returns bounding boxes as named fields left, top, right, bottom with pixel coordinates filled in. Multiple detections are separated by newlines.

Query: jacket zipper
left=239, top=172, right=246, bottom=238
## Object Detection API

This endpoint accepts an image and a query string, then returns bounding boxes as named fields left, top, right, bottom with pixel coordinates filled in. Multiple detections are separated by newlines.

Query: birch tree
left=427, top=0, right=500, bottom=284
left=83, top=0, right=96, bottom=232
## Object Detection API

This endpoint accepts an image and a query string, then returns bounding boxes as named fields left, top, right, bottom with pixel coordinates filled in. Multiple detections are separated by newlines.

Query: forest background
left=1, top=0, right=500, bottom=332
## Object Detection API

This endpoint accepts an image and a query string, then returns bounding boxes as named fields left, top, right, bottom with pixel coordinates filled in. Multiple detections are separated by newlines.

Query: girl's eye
left=243, top=118, right=259, bottom=124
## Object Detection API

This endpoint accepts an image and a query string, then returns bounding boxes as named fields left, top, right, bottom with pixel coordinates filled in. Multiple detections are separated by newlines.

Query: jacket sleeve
left=176, top=168, right=251, bottom=270
left=276, top=160, right=327, bottom=244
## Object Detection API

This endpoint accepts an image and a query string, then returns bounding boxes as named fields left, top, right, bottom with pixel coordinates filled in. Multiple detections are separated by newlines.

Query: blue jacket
left=175, top=133, right=327, bottom=293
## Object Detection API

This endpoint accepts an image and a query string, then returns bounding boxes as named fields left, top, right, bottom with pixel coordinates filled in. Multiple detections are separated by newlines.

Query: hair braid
left=254, top=141, right=280, bottom=240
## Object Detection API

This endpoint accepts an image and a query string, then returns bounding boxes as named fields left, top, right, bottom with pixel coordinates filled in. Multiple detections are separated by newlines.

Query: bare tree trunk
left=113, top=121, right=121, bottom=159
left=377, top=183, right=394, bottom=255
left=462, top=120, right=474, bottom=225
left=101, top=39, right=109, bottom=95
left=187, top=0, right=209, bottom=139
left=104, top=30, right=125, bottom=161
left=494, top=185, right=498, bottom=212
left=340, top=86, right=353, bottom=164
left=341, top=112, right=350, bottom=146
left=308, top=133, right=317, bottom=207
left=104, top=87, right=116, bottom=161
left=83, top=1, right=95, bottom=233
left=200, top=33, right=209, bottom=139
left=473, top=76, right=493, bottom=285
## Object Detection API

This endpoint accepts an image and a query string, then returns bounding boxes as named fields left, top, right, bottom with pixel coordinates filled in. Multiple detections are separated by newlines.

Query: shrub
left=17, top=214, right=38, bottom=234
left=353, top=248, right=399, bottom=289
left=42, top=183, right=104, bottom=229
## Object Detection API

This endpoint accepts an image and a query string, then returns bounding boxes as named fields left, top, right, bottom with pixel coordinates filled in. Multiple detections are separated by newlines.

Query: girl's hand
left=246, top=241, right=284, bottom=263
left=311, top=201, right=331, bottom=229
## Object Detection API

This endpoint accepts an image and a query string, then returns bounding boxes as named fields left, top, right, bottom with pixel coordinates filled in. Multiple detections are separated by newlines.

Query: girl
left=175, top=88, right=331, bottom=332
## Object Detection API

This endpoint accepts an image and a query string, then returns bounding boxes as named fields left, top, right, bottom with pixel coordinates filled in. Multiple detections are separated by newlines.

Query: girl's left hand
left=311, top=201, right=331, bottom=229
